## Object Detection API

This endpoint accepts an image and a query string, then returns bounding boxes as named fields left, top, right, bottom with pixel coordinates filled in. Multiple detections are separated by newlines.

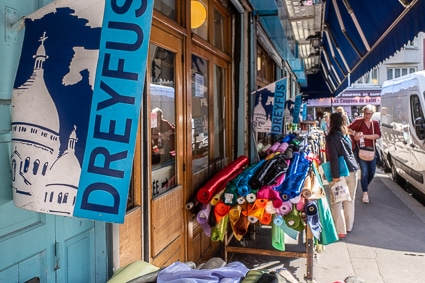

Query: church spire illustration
left=11, top=32, right=82, bottom=215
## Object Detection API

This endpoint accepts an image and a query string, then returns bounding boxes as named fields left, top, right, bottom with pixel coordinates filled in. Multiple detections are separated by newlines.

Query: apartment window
left=387, top=67, right=417, bottom=80
left=355, top=68, right=378, bottom=84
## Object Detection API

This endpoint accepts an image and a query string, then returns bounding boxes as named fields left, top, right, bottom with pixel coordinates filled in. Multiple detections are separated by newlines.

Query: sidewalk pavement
left=229, top=170, right=425, bottom=283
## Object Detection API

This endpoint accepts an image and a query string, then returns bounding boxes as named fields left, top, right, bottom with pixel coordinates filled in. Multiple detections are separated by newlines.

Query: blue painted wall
left=0, top=1, right=108, bottom=282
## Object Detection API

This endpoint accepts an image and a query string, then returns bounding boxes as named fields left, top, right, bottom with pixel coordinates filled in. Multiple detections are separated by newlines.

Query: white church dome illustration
left=11, top=32, right=82, bottom=216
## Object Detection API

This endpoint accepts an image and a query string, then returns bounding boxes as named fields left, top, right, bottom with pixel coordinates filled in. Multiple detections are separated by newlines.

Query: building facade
left=0, top=0, right=305, bottom=281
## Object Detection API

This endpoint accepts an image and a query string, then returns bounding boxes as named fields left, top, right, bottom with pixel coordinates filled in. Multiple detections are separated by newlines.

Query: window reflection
left=154, top=0, right=176, bottom=21
left=192, top=55, right=209, bottom=172
left=150, top=44, right=176, bottom=197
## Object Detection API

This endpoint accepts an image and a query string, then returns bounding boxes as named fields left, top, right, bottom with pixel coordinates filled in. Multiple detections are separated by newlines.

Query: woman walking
left=348, top=104, right=381, bottom=204
left=326, top=112, right=359, bottom=238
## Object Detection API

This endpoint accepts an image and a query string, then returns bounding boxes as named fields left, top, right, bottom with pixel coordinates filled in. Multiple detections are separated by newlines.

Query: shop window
left=256, top=45, right=276, bottom=86
left=213, top=64, right=225, bottom=159
left=154, top=0, right=176, bottom=21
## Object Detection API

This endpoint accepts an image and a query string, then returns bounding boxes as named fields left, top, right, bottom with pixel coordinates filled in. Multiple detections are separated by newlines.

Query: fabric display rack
left=192, top=129, right=338, bottom=282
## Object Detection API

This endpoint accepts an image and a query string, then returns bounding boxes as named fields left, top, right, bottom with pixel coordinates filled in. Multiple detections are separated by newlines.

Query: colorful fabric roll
left=271, top=221, right=285, bottom=251
left=273, top=214, right=284, bottom=226
left=317, top=196, right=338, bottom=245
left=305, top=200, right=322, bottom=240
left=295, top=196, right=306, bottom=211
left=276, top=152, right=311, bottom=199
left=237, top=196, right=246, bottom=205
left=266, top=141, right=281, bottom=155
left=211, top=214, right=228, bottom=242
left=222, top=183, right=239, bottom=206
left=196, top=203, right=212, bottom=237
left=241, top=270, right=266, bottom=283
left=275, top=142, right=289, bottom=153
left=260, top=212, right=272, bottom=225
left=257, top=187, right=283, bottom=209
left=277, top=201, right=292, bottom=215
left=210, top=188, right=225, bottom=206
left=278, top=217, right=299, bottom=240
left=283, top=205, right=304, bottom=232
left=301, top=173, right=312, bottom=199
left=237, top=160, right=266, bottom=196
left=214, top=201, right=230, bottom=223
left=265, top=201, right=277, bottom=214
left=234, top=213, right=250, bottom=237
left=196, top=155, right=249, bottom=204
left=245, top=193, right=257, bottom=203
left=229, top=205, right=244, bottom=241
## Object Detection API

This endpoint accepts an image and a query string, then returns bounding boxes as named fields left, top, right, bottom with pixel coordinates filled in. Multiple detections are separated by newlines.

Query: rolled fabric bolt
left=317, top=197, right=338, bottom=245
left=257, top=142, right=264, bottom=151
left=260, top=212, right=272, bottom=225
left=265, top=201, right=277, bottom=214
left=290, top=195, right=301, bottom=204
left=185, top=199, right=200, bottom=215
left=211, top=215, right=228, bottom=242
left=271, top=221, right=285, bottom=251
left=253, top=198, right=268, bottom=209
left=210, top=188, right=225, bottom=206
left=214, top=201, right=230, bottom=223
left=301, top=174, right=312, bottom=199
left=196, top=204, right=212, bottom=237
left=296, top=196, right=306, bottom=211
left=196, top=155, right=249, bottom=204
left=257, top=186, right=279, bottom=206
left=277, top=201, right=292, bottom=215
left=222, top=184, right=238, bottom=206
left=234, top=214, right=250, bottom=239
left=280, top=193, right=290, bottom=202
left=228, top=205, right=244, bottom=241
left=266, top=141, right=281, bottom=155
left=275, top=142, right=289, bottom=153
left=237, top=196, right=246, bottom=205
left=260, top=144, right=272, bottom=153
left=305, top=200, right=322, bottom=240
left=248, top=216, right=259, bottom=223
left=246, top=193, right=257, bottom=203
left=273, top=214, right=284, bottom=226
left=237, top=160, right=266, bottom=196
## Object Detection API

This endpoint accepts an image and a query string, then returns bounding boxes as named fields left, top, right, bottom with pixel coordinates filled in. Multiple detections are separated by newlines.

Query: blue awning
left=302, top=0, right=425, bottom=97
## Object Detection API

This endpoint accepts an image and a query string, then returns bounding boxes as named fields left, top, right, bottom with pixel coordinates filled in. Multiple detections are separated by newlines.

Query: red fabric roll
left=196, top=156, right=249, bottom=204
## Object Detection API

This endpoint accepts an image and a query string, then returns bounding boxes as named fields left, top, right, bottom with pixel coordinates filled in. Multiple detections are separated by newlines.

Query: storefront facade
left=0, top=0, right=305, bottom=281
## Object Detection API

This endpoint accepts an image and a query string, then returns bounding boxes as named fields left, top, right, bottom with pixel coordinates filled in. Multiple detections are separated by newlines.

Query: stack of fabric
left=191, top=133, right=339, bottom=251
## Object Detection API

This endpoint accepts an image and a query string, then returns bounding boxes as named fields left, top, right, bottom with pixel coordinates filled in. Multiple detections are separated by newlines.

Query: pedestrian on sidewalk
left=326, top=112, right=359, bottom=238
left=348, top=104, right=381, bottom=204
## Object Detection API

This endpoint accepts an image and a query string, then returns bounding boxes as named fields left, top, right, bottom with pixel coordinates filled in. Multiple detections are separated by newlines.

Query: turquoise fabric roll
left=317, top=196, right=338, bottom=245
left=271, top=221, right=285, bottom=251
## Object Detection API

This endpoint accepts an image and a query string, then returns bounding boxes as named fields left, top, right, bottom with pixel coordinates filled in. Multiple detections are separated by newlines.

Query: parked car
left=380, top=71, right=425, bottom=192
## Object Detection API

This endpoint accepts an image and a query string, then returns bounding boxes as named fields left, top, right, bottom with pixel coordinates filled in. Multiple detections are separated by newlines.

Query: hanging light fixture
left=191, top=0, right=207, bottom=29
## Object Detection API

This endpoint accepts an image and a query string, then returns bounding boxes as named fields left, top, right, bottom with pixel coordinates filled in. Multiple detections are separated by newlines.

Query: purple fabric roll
left=275, top=142, right=289, bottom=153
left=267, top=141, right=281, bottom=155
left=197, top=204, right=212, bottom=237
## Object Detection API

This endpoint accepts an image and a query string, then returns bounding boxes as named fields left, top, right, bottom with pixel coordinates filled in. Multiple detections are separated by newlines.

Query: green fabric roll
left=271, top=221, right=285, bottom=251
left=241, top=270, right=265, bottom=283
left=211, top=215, right=228, bottom=242
left=317, top=196, right=338, bottom=245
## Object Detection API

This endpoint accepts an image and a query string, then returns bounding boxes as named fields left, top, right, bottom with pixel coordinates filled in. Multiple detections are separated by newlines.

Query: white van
left=380, top=71, right=425, bottom=194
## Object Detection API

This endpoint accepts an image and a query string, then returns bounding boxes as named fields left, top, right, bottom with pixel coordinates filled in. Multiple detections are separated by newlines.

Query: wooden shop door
left=147, top=25, right=185, bottom=267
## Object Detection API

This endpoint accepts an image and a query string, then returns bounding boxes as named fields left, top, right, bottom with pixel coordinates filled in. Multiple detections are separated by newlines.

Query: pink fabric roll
left=267, top=141, right=281, bottom=155
left=275, top=142, right=289, bottom=153
left=296, top=196, right=306, bottom=211
left=257, top=187, right=283, bottom=209
left=277, top=201, right=293, bottom=215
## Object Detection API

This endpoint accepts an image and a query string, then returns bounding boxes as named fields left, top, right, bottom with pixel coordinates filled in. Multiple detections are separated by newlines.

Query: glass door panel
left=149, top=44, right=176, bottom=197
left=191, top=54, right=209, bottom=173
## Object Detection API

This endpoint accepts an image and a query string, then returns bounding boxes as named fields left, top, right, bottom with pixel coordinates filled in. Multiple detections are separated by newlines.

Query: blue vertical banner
left=11, top=0, right=153, bottom=223
left=252, top=78, right=287, bottom=134
left=292, top=94, right=303, bottom=124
